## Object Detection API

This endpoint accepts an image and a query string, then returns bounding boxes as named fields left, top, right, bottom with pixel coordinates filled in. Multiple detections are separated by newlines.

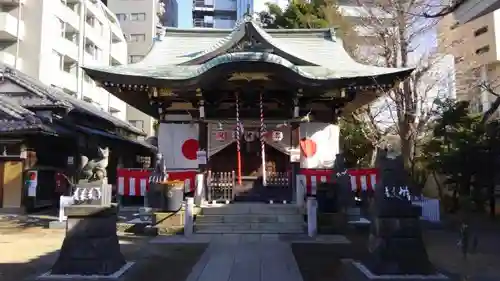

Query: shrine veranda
left=84, top=16, right=413, bottom=203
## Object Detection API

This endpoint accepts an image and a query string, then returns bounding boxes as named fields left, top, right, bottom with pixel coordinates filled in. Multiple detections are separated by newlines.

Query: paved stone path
left=184, top=235, right=303, bottom=281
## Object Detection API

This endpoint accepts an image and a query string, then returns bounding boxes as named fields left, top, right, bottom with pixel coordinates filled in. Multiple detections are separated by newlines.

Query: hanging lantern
left=217, top=122, right=223, bottom=130
left=272, top=131, right=283, bottom=142
left=244, top=131, right=255, bottom=142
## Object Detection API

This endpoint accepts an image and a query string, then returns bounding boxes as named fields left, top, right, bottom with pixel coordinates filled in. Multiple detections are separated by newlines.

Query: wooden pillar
left=196, top=97, right=208, bottom=206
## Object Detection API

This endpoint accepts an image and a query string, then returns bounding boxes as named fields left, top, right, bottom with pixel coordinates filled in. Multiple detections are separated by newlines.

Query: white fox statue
left=79, top=147, right=109, bottom=182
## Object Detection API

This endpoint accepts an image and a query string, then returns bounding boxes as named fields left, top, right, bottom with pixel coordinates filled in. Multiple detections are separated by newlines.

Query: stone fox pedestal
left=365, top=202, right=434, bottom=275
left=50, top=206, right=127, bottom=276
left=350, top=149, right=447, bottom=281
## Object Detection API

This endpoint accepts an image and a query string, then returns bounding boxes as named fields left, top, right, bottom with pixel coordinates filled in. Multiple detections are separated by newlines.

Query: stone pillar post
left=196, top=96, right=208, bottom=206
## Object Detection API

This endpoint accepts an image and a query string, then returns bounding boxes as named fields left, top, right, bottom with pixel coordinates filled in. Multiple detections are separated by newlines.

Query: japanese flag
left=299, top=123, right=339, bottom=169
left=158, top=123, right=199, bottom=169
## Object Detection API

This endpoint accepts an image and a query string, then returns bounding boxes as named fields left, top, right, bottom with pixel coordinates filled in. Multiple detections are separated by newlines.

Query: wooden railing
left=207, top=170, right=235, bottom=203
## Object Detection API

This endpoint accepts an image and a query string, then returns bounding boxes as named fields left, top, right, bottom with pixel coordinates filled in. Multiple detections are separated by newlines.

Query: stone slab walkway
left=184, top=236, right=303, bottom=281
left=150, top=234, right=351, bottom=244
left=149, top=234, right=351, bottom=281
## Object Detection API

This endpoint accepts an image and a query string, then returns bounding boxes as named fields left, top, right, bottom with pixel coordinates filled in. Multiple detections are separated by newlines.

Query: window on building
left=116, top=13, right=127, bottom=21
left=451, top=39, right=463, bottom=46
left=474, top=26, right=488, bottom=37
left=52, top=50, right=64, bottom=70
left=129, top=55, right=144, bottom=63
left=83, top=73, right=93, bottom=83
left=130, top=13, right=146, bottom=21
left=86, top=15, right=96, bottom=27
left=58, top=18, right=66, bottom=37
left=64, top=31, right=79, bottom=44
left=475, top=45, right=490, bottom=55
left=85, top=40, right=101, bottom=60
left=454, top=56, right=464, bottom=64
left=63, top=59, right=77, bottom=74
left=129, top=120, right=144, bottom=130
left=129, top=33, right=146, bottom=42
left=62, top=88, right=77, bottom=96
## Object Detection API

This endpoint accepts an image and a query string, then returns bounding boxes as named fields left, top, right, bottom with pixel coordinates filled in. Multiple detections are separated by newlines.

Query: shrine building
left=83, top=16, right=413, bottom=203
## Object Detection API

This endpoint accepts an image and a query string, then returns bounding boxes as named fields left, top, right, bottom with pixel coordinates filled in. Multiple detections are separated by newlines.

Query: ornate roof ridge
left=178, top=18, right=321, bottom=66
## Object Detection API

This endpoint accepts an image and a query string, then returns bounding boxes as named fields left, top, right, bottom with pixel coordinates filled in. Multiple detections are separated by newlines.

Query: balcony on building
left=0, top=50, right=22, bottom=69
left=55, top=0, right=80, bottom=30
left=83, top=38, right=102, bottom=65
left=193, top=0, right=215, bottom=11
left=0, top=9, right=25, bottom=41
left=55, top=23, right=79, bottom=61
left=213, top=0, right=236, bottom=11
left=110, top=39, right=127, bottom=65
left=193, top=17, right=214, bottom=28
left=454, top=0, right=500, bottom=24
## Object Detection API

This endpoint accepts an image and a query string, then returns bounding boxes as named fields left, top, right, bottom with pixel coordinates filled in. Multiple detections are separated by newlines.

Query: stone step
left=194, top=223, right=304, bottom=234
left=201, top=203, right=299, bottom=216
left=196, top=214, right=304, bottom=224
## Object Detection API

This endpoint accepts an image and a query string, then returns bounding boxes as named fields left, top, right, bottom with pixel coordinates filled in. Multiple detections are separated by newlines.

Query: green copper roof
left=86, top=52, right=408, bottom=81
left=83, top=17, right=413, bottom=85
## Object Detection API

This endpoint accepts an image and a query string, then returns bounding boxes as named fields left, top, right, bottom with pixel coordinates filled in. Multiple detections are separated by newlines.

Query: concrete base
left=125, top=218, right=152, bottom=224
left=0, top=207, right=26, bottom=215
left=38, top=262, right=135, bottom=280
left=347, top=260, right=449, bottom=281
left=48, top=221, right=67, bottom=229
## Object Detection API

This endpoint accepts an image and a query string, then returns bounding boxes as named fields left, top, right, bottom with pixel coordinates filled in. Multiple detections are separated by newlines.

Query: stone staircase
left=194, top=203, right=304, bottom=234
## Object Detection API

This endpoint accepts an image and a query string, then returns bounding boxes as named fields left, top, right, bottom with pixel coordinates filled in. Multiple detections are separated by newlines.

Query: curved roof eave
left=83, top=52, right=414, bottom=85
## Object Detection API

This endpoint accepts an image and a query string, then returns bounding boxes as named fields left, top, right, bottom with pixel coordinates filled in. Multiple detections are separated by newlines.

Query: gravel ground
left=0, top=220, right=207, bottom=281
left=292, top=223, right=500, bottom=281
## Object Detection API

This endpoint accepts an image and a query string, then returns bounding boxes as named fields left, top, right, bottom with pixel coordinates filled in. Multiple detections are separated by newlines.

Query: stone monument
left=350, top=146, right=446, bottom=281
left=146, top=152, right=168, bottom=210
left=334, top=153, right=354, bottom=212
left=47, top=146, right=131, bottom=278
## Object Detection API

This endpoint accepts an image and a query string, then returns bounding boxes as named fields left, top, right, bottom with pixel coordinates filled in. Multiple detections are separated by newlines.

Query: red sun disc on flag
left=300, top=138, right=317, bottom=158
left=181, top=139, right=199, bottom=160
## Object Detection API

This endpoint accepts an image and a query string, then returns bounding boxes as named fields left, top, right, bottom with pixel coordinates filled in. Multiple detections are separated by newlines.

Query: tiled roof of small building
left=0, top=65, right=145, bottom=136
left=0, top=95, right=57, bottom=134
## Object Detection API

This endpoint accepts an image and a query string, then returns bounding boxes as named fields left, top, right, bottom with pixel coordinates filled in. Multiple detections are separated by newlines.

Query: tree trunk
left=433, top=171, right=443, bottom=200
left=369, top=146, right=378, bottom=167
left=400, top=137, right=413, bottom=170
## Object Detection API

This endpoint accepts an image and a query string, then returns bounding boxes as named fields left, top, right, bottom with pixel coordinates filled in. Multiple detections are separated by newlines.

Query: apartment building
left=454, top=0, right=500, bottom=24
left=438, top=11, right=500, bottom=113
left=191, top=0, right=252, bottom=28
left=107, top=0, right=164, bottom=136
left=0, top=0, right=129, bottom=120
